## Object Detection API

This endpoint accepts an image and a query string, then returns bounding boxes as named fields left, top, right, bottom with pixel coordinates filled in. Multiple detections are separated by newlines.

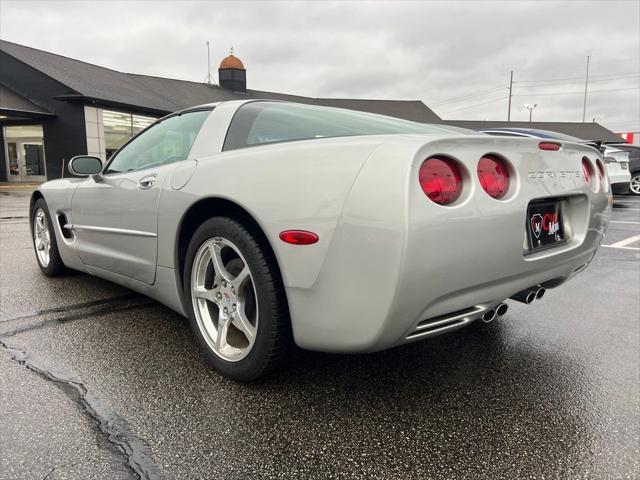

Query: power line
left=427, top=85, right=506, bottom=107
left=513, top=74, right=639, bottom=89
left=513, top=87, right=638, bottom=97
left=514, top=71, right=640, bottom=84
left=439, top=96, right=508, bottom=115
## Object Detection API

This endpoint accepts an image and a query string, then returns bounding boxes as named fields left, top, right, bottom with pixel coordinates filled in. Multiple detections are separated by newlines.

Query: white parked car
left=602, top=147, right=631, bottom=193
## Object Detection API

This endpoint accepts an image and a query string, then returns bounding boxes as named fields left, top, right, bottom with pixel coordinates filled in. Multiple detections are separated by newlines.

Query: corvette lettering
left=528, top=171, right=581, bottom=180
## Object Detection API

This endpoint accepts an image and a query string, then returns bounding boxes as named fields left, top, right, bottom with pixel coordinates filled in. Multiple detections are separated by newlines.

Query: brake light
left=596, top=159, right=608, bottom=192
left=418, top=157, right=463, bottom=205
left=538, top=142, right=561, bottom=151
left=279, top=230, right=319, bottom=245
left=582, top=158, right=596, bottom=192
left=477, top=155, right=510, bottom=199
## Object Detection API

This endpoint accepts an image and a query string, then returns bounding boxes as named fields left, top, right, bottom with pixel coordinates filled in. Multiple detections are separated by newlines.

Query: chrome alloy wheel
left=33, top=208, right=51, bottom=267
left=630, top=173, right=640, bottom=195
left=191, top=237, right=258, bottom=362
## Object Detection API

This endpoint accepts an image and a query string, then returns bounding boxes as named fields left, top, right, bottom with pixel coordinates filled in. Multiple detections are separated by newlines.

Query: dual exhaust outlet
left=511, top=286, right=546, bottom=305
left=481, top=302, right=509, bottom=323
left=481, top=285, right=546, bottom=323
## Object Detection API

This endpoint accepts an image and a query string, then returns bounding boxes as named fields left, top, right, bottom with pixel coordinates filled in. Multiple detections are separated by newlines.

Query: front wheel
left=629, top=172, right=640, bottom=196
left=183, top=217, right=290, bottom=381
left=31, top=198, right=68, bottom=276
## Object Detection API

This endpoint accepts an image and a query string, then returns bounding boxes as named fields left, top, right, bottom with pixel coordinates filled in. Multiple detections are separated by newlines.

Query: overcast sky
left=1, top=0, right=639, bottom=131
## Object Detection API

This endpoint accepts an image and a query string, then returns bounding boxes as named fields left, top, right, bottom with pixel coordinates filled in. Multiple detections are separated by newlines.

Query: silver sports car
left=30, top=100, right=611, bottom=380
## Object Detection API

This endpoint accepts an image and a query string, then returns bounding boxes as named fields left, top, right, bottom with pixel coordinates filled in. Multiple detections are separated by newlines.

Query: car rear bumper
left=287, top=193, right=610, bottom=353
left=607, top=165, right=631, bottom=186
left=285, top=137, right=611, bottom=353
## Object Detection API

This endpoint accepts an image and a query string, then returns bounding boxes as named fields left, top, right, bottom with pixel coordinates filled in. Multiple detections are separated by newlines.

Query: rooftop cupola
left=218, top=48, right=246, bottom=92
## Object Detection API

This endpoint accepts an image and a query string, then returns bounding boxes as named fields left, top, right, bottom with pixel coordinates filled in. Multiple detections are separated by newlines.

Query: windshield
left=223, top=101, right=463, bottom=151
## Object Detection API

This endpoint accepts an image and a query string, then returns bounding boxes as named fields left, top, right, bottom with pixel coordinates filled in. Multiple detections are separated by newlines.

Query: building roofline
left=0, top=107, right=55, bottom=118
left=0, top=39, right=441, bottom=122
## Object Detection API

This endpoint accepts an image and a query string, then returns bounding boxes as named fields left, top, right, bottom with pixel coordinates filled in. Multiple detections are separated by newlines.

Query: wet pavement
left=1, top=188, right=638, bottom=480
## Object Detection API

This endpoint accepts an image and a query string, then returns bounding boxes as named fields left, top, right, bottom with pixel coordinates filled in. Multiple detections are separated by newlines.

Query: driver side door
left=70, top=109, right=211, bottom=285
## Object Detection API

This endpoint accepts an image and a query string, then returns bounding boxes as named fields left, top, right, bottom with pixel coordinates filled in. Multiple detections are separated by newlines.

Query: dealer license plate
left=526, top=201, right=565, bottom=251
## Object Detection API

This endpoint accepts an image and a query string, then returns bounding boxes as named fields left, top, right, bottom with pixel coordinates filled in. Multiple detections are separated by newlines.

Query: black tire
left=30, top=197, right=68, bottom=277
left=629, top=171, right=640, bottom=196
left=183, top=217, right=290, bottom=381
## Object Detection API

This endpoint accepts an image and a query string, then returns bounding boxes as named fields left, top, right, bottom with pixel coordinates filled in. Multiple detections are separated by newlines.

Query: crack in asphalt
left=0, top=337, right=167, bottom=480
left=41, top=463, right=78, bottom=480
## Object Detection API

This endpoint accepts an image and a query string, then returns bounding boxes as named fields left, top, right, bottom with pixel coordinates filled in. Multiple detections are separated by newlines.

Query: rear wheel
left=184, top=217, right=290, bottom=381
left=31, top=198, right=68, bottom=276
left=629, top=172, right=640, bottom=196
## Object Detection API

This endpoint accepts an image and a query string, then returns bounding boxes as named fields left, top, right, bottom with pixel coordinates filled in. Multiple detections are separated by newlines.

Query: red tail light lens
left=279, top=230, right=319, bottom=245
left=539, top=142, right=561, bottom=151
left=418, top=157, right=463, bottom=205
left=477, top=155, right=510, bottom=199
left=582, top=158, right=596, bottom=192
left=596, top=159, right=607, bottom=192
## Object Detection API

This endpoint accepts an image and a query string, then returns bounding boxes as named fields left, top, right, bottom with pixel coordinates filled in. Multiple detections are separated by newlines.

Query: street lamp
left=525, top=103, right=538, bottom=122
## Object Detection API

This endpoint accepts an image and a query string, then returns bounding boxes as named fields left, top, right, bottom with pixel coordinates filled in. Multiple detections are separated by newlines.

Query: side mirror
left=68, top=156, right=103, bottom=177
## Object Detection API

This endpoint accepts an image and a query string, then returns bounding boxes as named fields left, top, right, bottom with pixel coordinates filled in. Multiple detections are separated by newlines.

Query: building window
left=103, top=110, right=156, bottom=158
left=3, top=125, right=47, bottom=181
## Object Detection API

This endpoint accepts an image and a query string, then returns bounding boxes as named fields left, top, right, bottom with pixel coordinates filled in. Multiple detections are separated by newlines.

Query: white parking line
left=602, top=245, right=640, bottom=251
left=605, top=234, right=640, bottom=250
left=610, top=221, right=640, bottom=225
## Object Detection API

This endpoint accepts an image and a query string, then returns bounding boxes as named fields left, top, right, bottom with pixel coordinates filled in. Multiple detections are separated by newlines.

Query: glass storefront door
left=3, top=125, right=47, bottom=182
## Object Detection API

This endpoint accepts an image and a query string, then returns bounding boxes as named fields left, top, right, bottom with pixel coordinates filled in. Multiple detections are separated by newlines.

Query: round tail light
left=582, top=158, right=596, bottom=192
left=596, top=159, right=608, bottom=192
left=477, top=155, right=510, bottom=199
left=418, top=157, right=463, bottom=205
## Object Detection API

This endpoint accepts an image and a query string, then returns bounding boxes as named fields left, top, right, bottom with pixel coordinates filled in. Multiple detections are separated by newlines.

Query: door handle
left=137, top=175, right=157, bottom=190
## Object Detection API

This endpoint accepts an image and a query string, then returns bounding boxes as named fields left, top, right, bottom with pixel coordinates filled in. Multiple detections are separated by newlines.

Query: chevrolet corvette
left=30, top=100, right=611, bottom=380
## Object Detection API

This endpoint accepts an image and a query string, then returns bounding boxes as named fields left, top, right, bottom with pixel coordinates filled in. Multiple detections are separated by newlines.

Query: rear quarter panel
left=157, top=136, right=389, bottom=289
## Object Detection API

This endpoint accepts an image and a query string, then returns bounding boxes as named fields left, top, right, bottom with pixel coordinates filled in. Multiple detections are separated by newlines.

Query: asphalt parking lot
left=1, top=188, right=638, bottom=480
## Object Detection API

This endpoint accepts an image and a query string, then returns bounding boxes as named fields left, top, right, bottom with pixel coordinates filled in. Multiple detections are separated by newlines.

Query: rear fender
left=158, top=137, right=386, bottom=289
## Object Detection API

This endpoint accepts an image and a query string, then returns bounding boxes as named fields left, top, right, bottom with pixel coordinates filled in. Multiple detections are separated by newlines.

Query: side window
left=106, top=110, right=210, bottom=174
left=223, top=102, right=459, bottom=151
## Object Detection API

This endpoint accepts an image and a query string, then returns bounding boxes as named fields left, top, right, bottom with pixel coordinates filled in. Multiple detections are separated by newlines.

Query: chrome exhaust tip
left=496, top=303, right=509, bottom=317
left=535, top=287, right=546, bottom=300
left=482, top=309, right=497, bottom=323
left=510, top=288, right=538, bottom=304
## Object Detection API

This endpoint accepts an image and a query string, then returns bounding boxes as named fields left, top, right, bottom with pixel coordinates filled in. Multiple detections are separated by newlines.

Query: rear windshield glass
left=223, top=101, right=462, bottom=151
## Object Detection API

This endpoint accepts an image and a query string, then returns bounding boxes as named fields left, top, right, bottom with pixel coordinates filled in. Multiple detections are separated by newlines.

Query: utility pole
left=507, top=70, right=513, bottom=121
left=582, top=55, right=590, bottom=122
left=205, top=41, right=213, bottom=85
